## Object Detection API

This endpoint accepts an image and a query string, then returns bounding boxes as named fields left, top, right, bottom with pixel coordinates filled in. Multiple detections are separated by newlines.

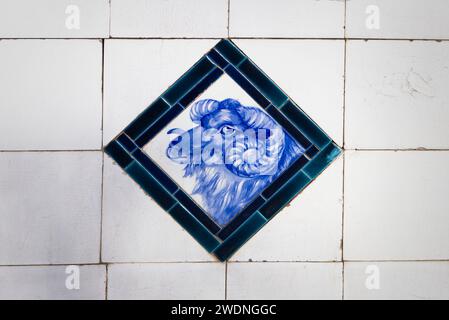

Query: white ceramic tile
left=231, top=156, right=343, bottom=262
left=108, top=263, right=225, bottom=299
left=230, top=0, right=344, bottom=38
left=103, top=39, right=217, bottom=144
left=344, top=151, right=449, bottom=261
left=102, top=156, right=214, bottom=262
left=0, top=265, right=106, bottom=300
left=0, top=152, right=102, bottom=265
left=110, top=0, right=227, bottom=38
left=345, top=41, right=449, bottom=149
left=0, top=40, right=102, bottom=150
left=234, top=40, right=344, bottom=146
left=0, top=0, right=109, bottom=38
left=345, top=262, right=449, bottom=300
left=227, top=262, right=342, bottom=300
left=346, top=0, right=449, bottom=39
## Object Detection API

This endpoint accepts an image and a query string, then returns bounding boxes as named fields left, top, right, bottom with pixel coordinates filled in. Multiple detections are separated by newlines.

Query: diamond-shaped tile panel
left=105, top=39, right=341, bottom=261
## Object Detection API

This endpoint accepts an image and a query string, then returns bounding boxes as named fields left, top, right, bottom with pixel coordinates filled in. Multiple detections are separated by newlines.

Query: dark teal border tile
left=217, top=195, right=265, bottom=241
left=125, top=161, right=176, bottom=211
left=104, top=140, right=134, bottom=169
left=237, top=59, right=288, bottom=108
left=206, top=49, right=229, bottom=69
left=214, top=39, right=246, bottom=66
left=179, top=67, right=223, bottom=108
left=169, top=204, right=220, bottom=252
left=280, top=100, right=331, bottom=149
left=125, top=98, right=170, bottom=140
left=131, top=149, right=178, bottom=193
left=117, top=133, right=138, bottom=153
left=213, top=211, right=267, bottom=261
left=261, top=154, right=309, bottom=199
left=174, top=189, right=221, bottom=234
left=302, top=142, right=341, bottom=180
left=135, top=104, right=184, bottom=147
left=224, top=65, right=270, bottom=108
left=260, top=171, right=311, bottom=219
left=162, top=57, right=215, bottom=106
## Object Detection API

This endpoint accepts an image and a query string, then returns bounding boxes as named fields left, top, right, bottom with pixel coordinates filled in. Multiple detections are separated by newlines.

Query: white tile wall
left=234, top=39, right=345, bottom=146
left=231, top=156, right=343, bottom=262
left=0, top=0, right=109, bottom=38
left=2, top=0, right=449, bottom=300
left=0, top=265, right=106, bottom=300
left=230, top=0, right=345, bottom=38
left=344, top=151, right=449, bottom=261
left=346, top=0, right=449, bottom=40
left=227, top=262, right=342, bottom=300
left=0, top=152, right=102, bottom=265
left=345, top=262, right=449, bottom=300
left=108, top=263, right=225, bottom=299
left=103, top=39, right=217, bottom=143
left=0, top=40, right=103, bottom=150
left=102, top=156, right=214, bottom=262
left=110, top=0, right=228, bottom=38
left=345, top=40, right=449, bottom=149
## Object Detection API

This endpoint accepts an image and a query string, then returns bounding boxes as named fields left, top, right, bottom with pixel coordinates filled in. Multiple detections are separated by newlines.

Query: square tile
left=105, top=39, right=341, bottom=261
left=0, top=265, right=106, bottom=300
left=0, top=40, right=102, bottom=150
left=0, top=152, right=102, bottom=265
left=110, top=0, right=227, bottom=38
left=229, top=0, right=345, bottom=38
left=345, top=262, right=449, bottom=300
left=344, top=151, right=449, bottom=261
left=346, top=0, right=449, bottom=40
left=0, top=0, right=109, bottom=38
left=227, top=262, right=343, bottom=300
left=345, top=40, right=449, bottom=149
left=108, top=263, right=225, bottom=299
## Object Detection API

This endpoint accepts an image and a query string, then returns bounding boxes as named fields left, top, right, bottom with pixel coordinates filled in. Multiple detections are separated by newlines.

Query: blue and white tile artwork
left=144, top=75, right=305, bottom=227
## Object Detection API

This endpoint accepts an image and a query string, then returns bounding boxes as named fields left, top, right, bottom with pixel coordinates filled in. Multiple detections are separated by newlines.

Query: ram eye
left=220, top=125, right=235, bottom=136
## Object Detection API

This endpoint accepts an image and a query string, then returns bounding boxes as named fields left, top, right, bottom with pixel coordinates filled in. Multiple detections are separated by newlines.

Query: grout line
left=2, top=259, right=449, bottom=268
left=105, top=264, right=109, bottom=300
left=0, top=149, right=102, bottom=152
left=227, top=0, right=230, bottom=38
left=1, top=148, right=448, bottom=153
left=224, top=261, right=228, bottom=300
left=99, top=39, right=106, bottom=264
left=342, top=0, right=347, bottom=301
left=1, top=37, right=449, bottom=41
left=348, top=148, right=449, bottom=152
left=108, top=0, right=112, bottom=38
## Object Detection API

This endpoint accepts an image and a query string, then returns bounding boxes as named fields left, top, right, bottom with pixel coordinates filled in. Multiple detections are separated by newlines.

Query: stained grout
left=2, top=259, right=449, bottom=268
left=227, top=0, right=230, bottom=38
left=1, top=37, right=449, bottom=41
left=99, top=38, right=106, bottom=266
left=341, top=0, right=348, bottom=300
left=0, top=149, right=102, bottom=152
left=2, top=148, right=448, bottom=153
left=224, top=261, right=228, bottom=300
left=105, top=264, right=109, bottom=300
